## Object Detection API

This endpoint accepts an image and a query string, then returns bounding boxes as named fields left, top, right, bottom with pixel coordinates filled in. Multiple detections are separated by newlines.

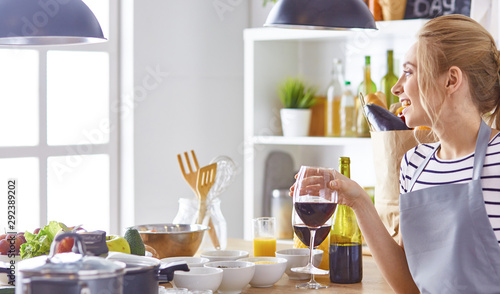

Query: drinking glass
left=252, top=217, right=277, bottom=257
left=291, top=166, right=338, bottom=285
left=292, top=206, right=332, bottom=289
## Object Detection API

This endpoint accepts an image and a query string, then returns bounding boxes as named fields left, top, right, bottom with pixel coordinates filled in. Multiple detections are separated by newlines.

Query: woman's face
left=391, top=43, right=428, bottom=128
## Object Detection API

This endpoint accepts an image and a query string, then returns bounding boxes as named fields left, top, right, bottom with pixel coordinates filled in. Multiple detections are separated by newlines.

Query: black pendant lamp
left=264, top=0, right=377, bottom=30
left=0, top=0, right=106, bottom=46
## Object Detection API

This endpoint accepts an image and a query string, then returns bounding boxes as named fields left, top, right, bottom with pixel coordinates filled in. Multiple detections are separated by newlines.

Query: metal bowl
left=133, top=224, right=209, bottom=259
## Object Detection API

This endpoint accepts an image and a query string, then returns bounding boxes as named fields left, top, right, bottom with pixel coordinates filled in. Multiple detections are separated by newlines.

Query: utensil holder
left=173, top=197, right=227, bottom=250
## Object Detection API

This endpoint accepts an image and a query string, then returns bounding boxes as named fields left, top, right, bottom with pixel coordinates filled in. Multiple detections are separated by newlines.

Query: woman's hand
left=329, top=170, right=370, bottom=209
left=289, top=168, right=334, bottom=196
left=290, top=169, right=370, bottom=210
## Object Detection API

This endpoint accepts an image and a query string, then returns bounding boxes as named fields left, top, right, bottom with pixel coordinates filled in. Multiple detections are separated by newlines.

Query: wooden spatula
left=196, top=163, right=217, bottom=224
left=177, top=151, right=221, bottom=249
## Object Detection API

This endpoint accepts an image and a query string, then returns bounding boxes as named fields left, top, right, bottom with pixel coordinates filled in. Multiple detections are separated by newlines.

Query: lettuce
left=20, top=221, right=62, bottom=259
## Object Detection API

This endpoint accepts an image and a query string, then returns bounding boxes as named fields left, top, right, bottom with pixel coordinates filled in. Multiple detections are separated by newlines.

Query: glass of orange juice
left=253, top=217, right=277, bottom=257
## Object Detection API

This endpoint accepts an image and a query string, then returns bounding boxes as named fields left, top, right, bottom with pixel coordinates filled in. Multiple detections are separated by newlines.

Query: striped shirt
left=400, top=133, right=500, bottom=245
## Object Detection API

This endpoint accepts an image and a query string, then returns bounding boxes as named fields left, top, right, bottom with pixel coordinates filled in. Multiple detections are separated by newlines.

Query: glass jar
left=173, top=197, right=227, bottom=250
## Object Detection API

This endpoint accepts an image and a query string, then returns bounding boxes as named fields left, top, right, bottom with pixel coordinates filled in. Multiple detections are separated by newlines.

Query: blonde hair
left=416, top=14, right=500, bottom=129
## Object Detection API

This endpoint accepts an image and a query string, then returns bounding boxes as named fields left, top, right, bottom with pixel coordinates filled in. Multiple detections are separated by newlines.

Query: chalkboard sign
left=404, top=0, right=471, bottom=19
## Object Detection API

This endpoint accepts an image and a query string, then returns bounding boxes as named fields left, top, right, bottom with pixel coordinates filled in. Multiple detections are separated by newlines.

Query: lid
left=106, top=251, right=160, bottom=273
left=19, top=253, right=126, bottom=278
left=19, top=232, right=125, bottom=279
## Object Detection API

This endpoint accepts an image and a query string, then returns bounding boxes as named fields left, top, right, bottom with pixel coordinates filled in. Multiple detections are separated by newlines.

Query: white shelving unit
left=243, top=19, right=428, bottom=239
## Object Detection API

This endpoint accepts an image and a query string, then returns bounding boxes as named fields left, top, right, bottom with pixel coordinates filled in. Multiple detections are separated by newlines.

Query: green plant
left=278, top=77, right=317, bottom=109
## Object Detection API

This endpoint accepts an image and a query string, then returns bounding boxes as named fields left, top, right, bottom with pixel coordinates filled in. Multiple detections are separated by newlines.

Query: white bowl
left=0, top=255, right=21, bottom=286
left=173, top=266, right=223, bottom=292
left=200, top=250, right=249, bottom=262
left=275, top=248, right=323, bottom=280
left=237, top=257, right=287, bottom=287
left=161, top=256, right=209, bottom=268
left=204, top=261, right=255, bottom=294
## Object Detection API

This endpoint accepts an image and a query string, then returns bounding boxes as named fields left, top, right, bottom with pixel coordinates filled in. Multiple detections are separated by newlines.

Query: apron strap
left=408, top=120, right=491, bottom=191
left=472, top=120, right=491, bottom=180
left=408, top=144, right=439, bottom=192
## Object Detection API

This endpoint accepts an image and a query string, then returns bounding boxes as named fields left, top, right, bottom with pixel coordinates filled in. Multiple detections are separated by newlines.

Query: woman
left=293, top=14, right=500, bottom=293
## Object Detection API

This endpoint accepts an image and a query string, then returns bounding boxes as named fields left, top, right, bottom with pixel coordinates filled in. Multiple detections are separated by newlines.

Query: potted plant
left=278, top=77, right=316, bottom=137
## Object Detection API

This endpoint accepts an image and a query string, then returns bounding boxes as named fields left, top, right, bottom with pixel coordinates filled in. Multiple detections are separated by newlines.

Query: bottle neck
left=331, top=63, right=342, bottom=80
left=387, top=51, right=394, bottom=74
left=363, top=66, right=371, bottom=93
left=339, top=164, right=350, bottom=178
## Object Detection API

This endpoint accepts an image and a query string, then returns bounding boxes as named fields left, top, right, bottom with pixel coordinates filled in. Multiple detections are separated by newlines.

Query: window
left=0, top=0, right=119, bottom=234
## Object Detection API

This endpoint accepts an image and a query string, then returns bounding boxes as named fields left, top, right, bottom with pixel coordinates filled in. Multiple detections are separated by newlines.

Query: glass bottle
left=357, top=56, right=377, bottom=97
left=357, top=56, right=376, bottom=137
left=340, top=81, right=356, bottom=137
left=380, top=50, right=399, bottom=108
left=325, top=58, right=344, bottom=137
left=329, top=157, right=363, bottom=283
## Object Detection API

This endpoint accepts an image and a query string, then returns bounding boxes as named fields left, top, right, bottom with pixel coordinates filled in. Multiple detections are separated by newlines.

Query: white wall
left=121, top=1, right=273, bottom=239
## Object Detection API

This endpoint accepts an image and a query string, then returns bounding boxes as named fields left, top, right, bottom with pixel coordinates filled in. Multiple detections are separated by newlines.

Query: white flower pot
left=280, top=108, right=312, bottom=137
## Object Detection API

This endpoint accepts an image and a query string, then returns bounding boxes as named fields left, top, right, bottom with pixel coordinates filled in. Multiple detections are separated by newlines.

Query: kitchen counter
left=166, top=238, right=393, bottom=293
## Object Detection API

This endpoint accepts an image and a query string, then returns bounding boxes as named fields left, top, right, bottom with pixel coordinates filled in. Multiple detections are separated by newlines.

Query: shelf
left=243, top=18, right=427, bottom=239
left=251, top=136, right=371, bottom=146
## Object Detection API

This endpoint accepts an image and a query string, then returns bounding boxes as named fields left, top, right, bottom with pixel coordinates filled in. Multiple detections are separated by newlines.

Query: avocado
left=124, top=227, right=146, bottom=256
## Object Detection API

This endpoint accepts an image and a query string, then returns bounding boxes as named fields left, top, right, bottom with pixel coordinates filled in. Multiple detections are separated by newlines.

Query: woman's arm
left=330, top=171, right=419, bottom=294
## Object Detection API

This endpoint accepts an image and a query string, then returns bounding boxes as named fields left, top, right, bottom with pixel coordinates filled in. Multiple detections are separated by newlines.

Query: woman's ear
left=445, top=66, right=463, bottom=95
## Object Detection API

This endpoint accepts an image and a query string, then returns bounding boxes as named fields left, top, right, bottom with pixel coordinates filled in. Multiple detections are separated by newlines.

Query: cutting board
left=262, top=151, right=295, bottom=217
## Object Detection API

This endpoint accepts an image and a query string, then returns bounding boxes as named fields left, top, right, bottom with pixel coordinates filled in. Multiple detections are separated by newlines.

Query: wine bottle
left=357, top=56, right=377, bottom=97
left=329, top=157, right=363, bottom=283
left=380, top=50, right=399, bottom=108
left=357, top=56, right=376, bottom=137
left=325, top=58, right=344, bottom=137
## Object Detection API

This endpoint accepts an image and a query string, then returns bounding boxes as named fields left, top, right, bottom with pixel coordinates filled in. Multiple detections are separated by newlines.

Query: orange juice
left=253, top=237, right=276, bottom=257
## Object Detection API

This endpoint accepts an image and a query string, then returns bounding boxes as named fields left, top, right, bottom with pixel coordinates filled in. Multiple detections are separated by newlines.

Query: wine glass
left=292, top=206, right=332, bottom=289
left=291, top=166, right=338, bottom=282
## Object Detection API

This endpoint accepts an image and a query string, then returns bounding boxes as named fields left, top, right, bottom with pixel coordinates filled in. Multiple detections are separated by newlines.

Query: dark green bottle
left=329, top=157, right=363, bottom=283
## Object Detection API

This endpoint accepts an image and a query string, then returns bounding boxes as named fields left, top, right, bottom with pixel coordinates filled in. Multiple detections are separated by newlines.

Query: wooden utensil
left=177, top=150, right=221, bottom=249
left=196, top=162, right=217, bottom=224
left=177, top=150, right=199, bottom=195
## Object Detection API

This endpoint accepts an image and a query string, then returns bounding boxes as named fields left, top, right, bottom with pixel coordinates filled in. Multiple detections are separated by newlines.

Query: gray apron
left=400, top=120, right=500, bottom=293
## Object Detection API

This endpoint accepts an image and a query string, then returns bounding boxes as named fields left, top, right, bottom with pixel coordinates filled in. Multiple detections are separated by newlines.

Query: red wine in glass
left=294, top=224, right=330, bottom=247
left=294, top=202, right=337, bottom=228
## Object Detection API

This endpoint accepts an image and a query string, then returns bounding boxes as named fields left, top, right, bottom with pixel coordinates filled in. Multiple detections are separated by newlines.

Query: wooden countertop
left=167, top=238, right=393, bottom=293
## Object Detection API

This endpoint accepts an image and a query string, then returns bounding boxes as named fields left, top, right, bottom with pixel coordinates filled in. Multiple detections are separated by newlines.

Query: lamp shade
left=0, top=0, right=106, bottom=45
left=264, top=0, right=377, bottom=30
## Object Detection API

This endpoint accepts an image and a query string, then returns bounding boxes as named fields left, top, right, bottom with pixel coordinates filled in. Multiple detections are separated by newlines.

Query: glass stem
left=310, top=274, right=316, bottom=284
left=309, top=228, right=317, bottom=266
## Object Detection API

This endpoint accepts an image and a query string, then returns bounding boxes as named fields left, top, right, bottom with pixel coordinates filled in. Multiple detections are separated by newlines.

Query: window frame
left=0, top=0, right=120, bottom=233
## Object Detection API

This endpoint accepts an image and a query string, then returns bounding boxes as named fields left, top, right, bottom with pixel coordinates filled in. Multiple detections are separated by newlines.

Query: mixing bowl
left=133, top=224, right=209, bottom=259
